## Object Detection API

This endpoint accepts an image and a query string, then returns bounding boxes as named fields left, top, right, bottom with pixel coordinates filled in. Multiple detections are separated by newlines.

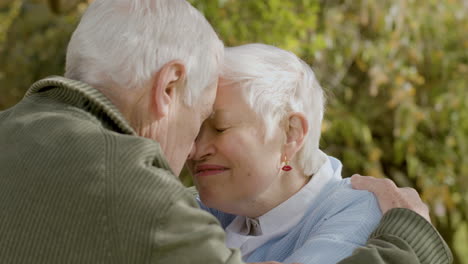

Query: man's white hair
left=65, top=0, right=223, bottom=105
left=222, top=44, right=325, bottom=176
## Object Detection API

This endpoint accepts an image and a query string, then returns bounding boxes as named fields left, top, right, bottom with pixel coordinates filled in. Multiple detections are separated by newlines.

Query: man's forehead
left=205, top=111, right=217, bottom=120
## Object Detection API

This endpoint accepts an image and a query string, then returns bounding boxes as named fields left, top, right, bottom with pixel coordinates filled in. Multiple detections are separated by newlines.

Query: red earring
left=281, top=156, right=292, bottom=171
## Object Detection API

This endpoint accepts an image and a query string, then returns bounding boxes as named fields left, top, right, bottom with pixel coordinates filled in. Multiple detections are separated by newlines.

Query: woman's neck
left=239, top=167, right=311, bottom=218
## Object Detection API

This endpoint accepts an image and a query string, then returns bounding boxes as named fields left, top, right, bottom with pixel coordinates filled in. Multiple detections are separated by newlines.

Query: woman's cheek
left=220, top=137, right=246, bottom=163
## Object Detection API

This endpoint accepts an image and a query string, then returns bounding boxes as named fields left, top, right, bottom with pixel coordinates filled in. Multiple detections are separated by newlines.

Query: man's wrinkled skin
left=351, top=174, right=431, bottom=222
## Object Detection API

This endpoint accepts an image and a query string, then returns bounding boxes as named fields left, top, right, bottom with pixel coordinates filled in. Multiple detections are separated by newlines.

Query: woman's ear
left=283, top=112, right=309, bottom=159
left=150, top=60, right=186, bottom=120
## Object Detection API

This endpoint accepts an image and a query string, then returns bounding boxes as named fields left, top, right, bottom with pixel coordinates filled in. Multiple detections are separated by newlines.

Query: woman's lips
left=195, top=164, right=229, bottom=177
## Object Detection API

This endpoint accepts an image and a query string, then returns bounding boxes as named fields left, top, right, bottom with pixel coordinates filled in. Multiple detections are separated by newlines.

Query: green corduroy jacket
left=0, top=76, right=452, bottom=264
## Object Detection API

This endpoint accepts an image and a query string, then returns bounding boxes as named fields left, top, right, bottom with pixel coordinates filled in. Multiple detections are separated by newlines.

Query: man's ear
left=283, top=112, right=309, bottom=159
left=151, top=60, right=186, bottom=120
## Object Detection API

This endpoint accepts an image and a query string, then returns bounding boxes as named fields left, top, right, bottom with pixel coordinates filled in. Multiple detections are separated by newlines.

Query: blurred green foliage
left=1, top=0, right=467, bottom=263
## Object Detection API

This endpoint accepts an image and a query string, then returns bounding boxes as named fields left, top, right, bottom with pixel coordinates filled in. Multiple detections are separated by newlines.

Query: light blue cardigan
left=199, top=157, right=383, bottom=264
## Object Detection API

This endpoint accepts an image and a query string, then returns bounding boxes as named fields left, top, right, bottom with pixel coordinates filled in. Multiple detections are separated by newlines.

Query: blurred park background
left=1, top=0, right=467, bottom=262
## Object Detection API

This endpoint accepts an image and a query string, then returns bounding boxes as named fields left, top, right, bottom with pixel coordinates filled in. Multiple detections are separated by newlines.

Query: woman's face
left=187, top=82, right=285, bottom=216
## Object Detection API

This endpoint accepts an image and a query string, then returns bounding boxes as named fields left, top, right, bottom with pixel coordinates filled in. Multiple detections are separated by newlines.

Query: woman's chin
left=200, top=193, right=228, bottom=211
left=199, top=192, right=217, bottom=207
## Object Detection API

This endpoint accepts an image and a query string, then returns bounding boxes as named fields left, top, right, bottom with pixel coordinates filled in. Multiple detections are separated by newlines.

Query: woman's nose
left=191, top=133, right=215, bottom=161
left=187, top=143, right=196, bottom=160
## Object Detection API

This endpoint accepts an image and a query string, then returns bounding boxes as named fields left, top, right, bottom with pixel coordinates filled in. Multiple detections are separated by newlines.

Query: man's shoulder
left=12, top=94, right=174, bottom=177
left=2, top=95, right=183, bottom=202
left=0, top=97, right=106, bottom=159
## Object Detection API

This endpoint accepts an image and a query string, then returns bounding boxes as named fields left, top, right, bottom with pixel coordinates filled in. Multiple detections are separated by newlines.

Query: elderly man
left=0, top=0, right=451, bottom=263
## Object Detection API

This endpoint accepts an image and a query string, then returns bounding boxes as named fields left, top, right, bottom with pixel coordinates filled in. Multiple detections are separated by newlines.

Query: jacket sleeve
left=151, top=191, right=245, bottom=264
left=337, top=208, right=453, bottom=264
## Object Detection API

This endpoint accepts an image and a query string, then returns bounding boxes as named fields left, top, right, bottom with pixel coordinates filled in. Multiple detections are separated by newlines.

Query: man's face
left=165, top=81, right=217, bottom=175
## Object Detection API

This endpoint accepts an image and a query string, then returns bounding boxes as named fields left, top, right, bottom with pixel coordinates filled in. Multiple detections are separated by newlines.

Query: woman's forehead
left=209, top=109, right=239, bottom=120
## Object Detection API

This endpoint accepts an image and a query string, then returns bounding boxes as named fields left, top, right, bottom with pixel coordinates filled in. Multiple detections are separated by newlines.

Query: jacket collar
left=26, top=76, right=135, bottom=135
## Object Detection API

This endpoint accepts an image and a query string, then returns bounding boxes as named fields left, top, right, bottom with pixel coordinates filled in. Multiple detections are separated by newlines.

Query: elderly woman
left=187, top=44, right=382, bottom=264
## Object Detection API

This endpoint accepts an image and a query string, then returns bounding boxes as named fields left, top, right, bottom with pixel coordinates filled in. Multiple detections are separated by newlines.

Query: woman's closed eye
left=215, top=127, right=229, bottom=133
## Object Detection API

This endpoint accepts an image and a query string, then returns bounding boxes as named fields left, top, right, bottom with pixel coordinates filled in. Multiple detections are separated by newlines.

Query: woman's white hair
left=65, top=0, right=223, bottom=105
left=222, top=44, right=325, bottom=176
